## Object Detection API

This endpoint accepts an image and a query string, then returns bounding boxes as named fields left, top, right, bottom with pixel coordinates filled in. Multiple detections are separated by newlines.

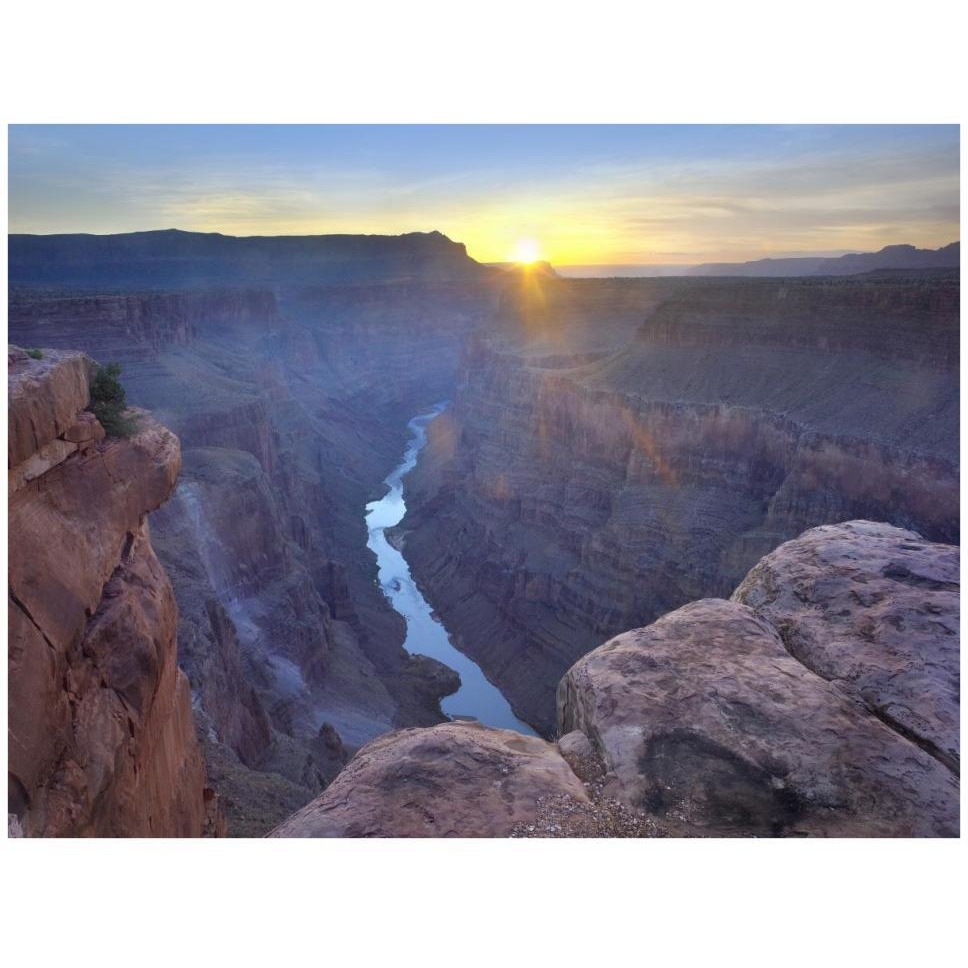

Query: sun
left=510, top=237, right=541, bottom=264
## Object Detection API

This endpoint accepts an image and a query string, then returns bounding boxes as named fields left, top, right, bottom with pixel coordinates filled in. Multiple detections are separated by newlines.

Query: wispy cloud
left=8, top=124, right=959, bottom=263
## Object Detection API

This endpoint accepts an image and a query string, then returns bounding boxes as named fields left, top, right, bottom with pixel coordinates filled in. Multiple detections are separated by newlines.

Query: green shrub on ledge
left=88, top=362, right=139, bottom=438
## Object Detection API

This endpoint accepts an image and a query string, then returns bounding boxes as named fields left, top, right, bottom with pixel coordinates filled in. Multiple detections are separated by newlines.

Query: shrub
left=26, top=348, right=44, bottom=360
left=88, top=362, right=139, bottom=437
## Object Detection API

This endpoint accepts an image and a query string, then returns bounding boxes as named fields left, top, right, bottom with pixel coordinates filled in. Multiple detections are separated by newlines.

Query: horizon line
left=7, top=227, right=960, bottom=269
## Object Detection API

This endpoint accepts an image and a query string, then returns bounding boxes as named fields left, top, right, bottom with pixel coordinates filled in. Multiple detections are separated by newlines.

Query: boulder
left=269, top=721, right=590, bottom=837
left=557, top=598, right=958, bottom=837
left=557, top=729, right=603, bottom=783
left=733, top=520, right=959, bottom=772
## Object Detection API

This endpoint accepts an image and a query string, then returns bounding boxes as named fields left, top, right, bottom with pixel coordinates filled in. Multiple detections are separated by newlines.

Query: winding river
left=366, top=404, right=537, bottom=736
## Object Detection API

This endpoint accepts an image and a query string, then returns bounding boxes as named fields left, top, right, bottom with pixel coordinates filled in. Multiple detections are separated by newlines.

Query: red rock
left=8, top=438, right=78, bottom=493
left=63, top=411, right=106, bottom=448
left=7, top=347, right=95, bottom=467
left=7, top=350, right=208, bottom=837
left=269, top=721, right=590, bottom=837
left=557, top=595, right=958, bottom=837
left=733, top=520, right=959, bottom=772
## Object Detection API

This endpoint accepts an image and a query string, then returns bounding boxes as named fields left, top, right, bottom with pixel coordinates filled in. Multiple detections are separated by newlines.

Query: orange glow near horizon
left=9, top=126, right=958, bottom=269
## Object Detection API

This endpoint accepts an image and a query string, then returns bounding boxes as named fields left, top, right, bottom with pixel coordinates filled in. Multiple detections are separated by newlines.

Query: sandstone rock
left=9, top=416, right=181, bottom=662
left=269, top=721, right=590, bottom=837
left=9, top=512, right=207, bottom=837
left=63, top=411, right=106, bottom=449
left=7, top=347, right=95, bottom=466
left=8, top=437, right=78, bottom=494
left=8, top=350, right=206, bottom=836
left=733, top=520, right=959, bottom=773
left=33, top=525, right=207, bottom=837
left=557, top=729, right=603, bottom=783
left=557, top=598, right=958, bottom=837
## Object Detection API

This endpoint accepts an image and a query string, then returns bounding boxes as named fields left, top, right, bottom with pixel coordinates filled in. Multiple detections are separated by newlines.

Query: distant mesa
left=557, top=242, right=959, bottom=279
left=7, top=227, right=488, bottom=289
left=689, top=241, right=959, bottom=277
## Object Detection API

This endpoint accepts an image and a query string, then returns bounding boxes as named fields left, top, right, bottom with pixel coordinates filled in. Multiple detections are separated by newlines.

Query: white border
left=1, top=2, right=965, bottom=966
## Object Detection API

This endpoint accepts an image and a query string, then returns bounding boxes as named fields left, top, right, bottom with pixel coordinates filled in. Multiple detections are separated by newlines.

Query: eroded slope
left=400, top=271, right=959, bottom=732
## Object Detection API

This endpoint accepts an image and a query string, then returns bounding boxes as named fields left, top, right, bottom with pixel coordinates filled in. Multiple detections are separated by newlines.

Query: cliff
left=8, top=346, right=213, bottom=836
left=399, top=271, right=959, bottom=733
left=271, top=522, right=959, bottom=838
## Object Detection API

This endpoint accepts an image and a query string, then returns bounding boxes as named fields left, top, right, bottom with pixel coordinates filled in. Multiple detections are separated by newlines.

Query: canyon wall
left=400, top=271, right=959, bottom=733
left=8, top=347, right=212, bottom=836
left=8, top=233, right=504, bottom=834
left=272, top=522, right=959, bottom=838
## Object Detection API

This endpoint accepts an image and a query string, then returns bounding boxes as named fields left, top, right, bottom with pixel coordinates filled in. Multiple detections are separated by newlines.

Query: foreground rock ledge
left=268, top=721, right=590, bottom=837
left=733, top=520, right=959, bottom=773
left=273, top=520, right=958, bottom=838
left=558, top=597, right=957, bottom=836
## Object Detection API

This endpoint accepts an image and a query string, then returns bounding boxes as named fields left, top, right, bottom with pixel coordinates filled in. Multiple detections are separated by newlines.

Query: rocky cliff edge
left=7, top=346, right=216, bottom=836
left=271, top=521, right=958, bottom=837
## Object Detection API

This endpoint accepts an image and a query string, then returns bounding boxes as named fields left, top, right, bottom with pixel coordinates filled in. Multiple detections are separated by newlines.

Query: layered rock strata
left=401, top=271, right=960, bottom=732
left=8, top=347, right=211, bottom=836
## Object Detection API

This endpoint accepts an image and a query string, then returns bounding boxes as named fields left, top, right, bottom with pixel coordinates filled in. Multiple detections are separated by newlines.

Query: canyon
left=399, top=269, right=959, bottom=733
left=8, top=230, right=508, bottom=834
left=7, top=229, right=960, bottom=837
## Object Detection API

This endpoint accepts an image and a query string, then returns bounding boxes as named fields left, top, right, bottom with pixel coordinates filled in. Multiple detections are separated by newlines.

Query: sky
left=7, top=124, right=960, bottom=266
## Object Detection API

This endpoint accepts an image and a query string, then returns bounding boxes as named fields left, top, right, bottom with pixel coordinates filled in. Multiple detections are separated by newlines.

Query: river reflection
left=365, top=403, right=537, bottom=735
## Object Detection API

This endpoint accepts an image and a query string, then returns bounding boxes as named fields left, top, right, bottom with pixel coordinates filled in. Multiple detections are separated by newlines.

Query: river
left=365, top=403, right=537, bottom=736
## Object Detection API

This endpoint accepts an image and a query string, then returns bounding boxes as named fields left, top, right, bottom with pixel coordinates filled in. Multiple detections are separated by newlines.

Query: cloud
left=7, top=125, right=959, bottom=263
